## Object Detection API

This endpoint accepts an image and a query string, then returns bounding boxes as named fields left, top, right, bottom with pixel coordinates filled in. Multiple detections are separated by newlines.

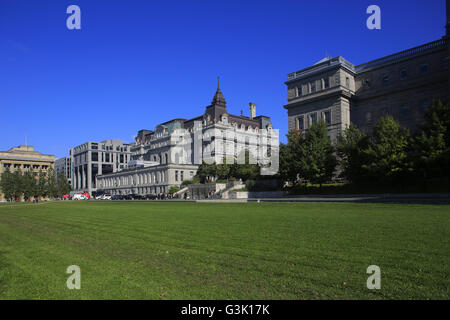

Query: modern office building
left=0, top=145, right=55, bottom=201
left=55, top=157, right=72, bottom=184
left=284, top=2, right=450, bottom=141
left=70, top=140, right=131, bottom=194
left=96, top=82, right=276, bottom=196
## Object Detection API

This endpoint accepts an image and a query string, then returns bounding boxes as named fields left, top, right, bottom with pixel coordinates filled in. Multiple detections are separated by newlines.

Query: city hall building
left=96, top=82, right=275, bottom=196
left=284, top=5, right=450, bottom=140
left=0, top=145, right=55, bottom=201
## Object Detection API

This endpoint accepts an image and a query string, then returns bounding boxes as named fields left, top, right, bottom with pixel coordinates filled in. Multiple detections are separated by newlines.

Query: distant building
left=55, top=157, right=72, bottom=184
left=0, top=145, right=55, bottom=201
left=70, top=140, right=131, bottom=195
left=96, top=81, right=275, bottom=196
left=284, top=2, right=450, bottom=140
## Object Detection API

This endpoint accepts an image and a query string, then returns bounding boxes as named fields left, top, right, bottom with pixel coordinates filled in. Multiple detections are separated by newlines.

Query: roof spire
left=211, top=77, right=226, bottom=107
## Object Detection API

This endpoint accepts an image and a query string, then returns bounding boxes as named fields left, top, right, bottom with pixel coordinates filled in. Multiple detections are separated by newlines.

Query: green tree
left=279, top=130, right=304, bottom=186
left=410, top=100, right=450, bottom=184
left=47, top=168, right=58, bottom=199
left=56, top=173, right=72, bottom=197
left=168, top=186, right=180, bottom=194
left=11, top=170, right=23, bottom=201
left=230, top=149, right=260, bottom=182
left=0, top=168, right=14, bottom=201
left=363, top=115, right=412, bottom=185
left=195, top=162, right=217, bottom=183
left=299, top=121, right=337, bottom=187
left=337, top=123, right=372, bottom=184
left=36, top=170, right=48, bottom=199
left=22, top=170, right=37, bottom=201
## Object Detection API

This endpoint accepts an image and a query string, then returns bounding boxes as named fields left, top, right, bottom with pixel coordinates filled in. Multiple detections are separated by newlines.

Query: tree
left=168, top=186, right=180, bottom=194
left=410, top=100, right=450, bottom=184
left=195, top=162, right=217, bottom=183
left=299, top=121, right=337, bottom=187
left=22, top=170, right=37, bottom=201
left=11, top=170, right=23, bottom=201
left=279, top=130, right=304, bottom=186
left=36, top=170, right=48, bottom=199
left=0, top=168, right=14, bottom=201
left=362, top=115, right=412, bottom=185
left=56, top=172, right=72, bottom=197
left=230, top=149, right=260, bottom=182
left=46, top=168, right=58, bottom=199
left=337, top=124, right=372, bottom=184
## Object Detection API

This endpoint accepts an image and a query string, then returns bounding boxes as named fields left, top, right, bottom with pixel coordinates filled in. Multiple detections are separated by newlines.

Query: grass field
left=0, top=201, right=448, bottom=299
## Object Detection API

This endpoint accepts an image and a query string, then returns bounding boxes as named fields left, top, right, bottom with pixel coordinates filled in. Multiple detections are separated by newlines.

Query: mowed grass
left=0, top=201, right=448, bottom=299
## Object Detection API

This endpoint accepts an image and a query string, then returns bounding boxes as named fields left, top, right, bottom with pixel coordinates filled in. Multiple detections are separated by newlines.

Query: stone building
left=55, top=157, right=72, bottom=185
left=0, top=145, right=55, bottom=201
left=284, top=2, right=450, bottom=140
left=70, top=140, right=131, bottom=194
left=96, top=82, right=276, bottom=196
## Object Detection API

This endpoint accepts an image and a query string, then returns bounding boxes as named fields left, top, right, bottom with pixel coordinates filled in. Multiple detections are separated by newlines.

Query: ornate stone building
left=96, top=82, right=276, bottom=196
left=0, top=145, right=55, bottom=201
left=284, top=2, right=450, bottom=140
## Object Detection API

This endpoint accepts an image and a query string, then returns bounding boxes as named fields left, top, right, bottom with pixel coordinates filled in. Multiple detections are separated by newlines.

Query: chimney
left=249, top=103, right=256, bottom=119
left=447, top=0, right=450, bottom=37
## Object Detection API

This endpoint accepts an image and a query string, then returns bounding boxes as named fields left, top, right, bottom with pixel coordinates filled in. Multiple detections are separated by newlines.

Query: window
left=324, top=111, right=331, bottom=125
left=92, top=152, right=98, bottom=162
left=366, top=112, right=372, bottom=124
left=23, top=164, right=30, bottom=169
left=420, top=101, right=430, bottom=113
left=400, top=105, right=409, bottom=118
left=310, top=113, right=317, bottom=124
left=345, top=76, right=350, bottom=88
left=364, top=79, right=371, bottom=88
left=181, top=171, right=184, bottom=181
left=14, top=164, right=21, bottom=168
left=382, top=74, right=389, bottom=85
left=296, top=116, right=304, bottom=130
left=3, top=163, right=11, bottom=168
left=175, top=170, right=178, bottom=182
left=420, top=64, right=429, bottom=75
left=323, top=77, right=329, bottom=89
left=297, top=85, right=302, bottom=96
left=380, top=108, right=388, bottom=116
left=400, top=69, right=407, bottom=80
left=310, top=81, right=316, bottom=93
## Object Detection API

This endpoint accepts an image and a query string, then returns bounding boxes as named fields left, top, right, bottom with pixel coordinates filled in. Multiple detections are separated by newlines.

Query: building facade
left=70, top=140, right=131, bottom=194
left=0, top=145, right=55, bottom=201
left=55, top=157, right=72, bottom=184
left=284, top=5, right=450, bottom=140
left=96, top=83, right=276, bottom=196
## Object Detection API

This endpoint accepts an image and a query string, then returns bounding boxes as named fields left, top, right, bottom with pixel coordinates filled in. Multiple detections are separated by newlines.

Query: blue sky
left=0, top=0, right=446, bottom=158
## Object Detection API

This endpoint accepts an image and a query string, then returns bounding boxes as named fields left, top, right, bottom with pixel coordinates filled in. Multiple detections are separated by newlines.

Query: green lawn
left=0, top=201, right=448, bottom=299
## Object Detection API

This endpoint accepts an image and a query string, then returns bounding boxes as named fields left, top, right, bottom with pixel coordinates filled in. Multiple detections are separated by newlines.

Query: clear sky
left=0, top=0, right=446, bottom=158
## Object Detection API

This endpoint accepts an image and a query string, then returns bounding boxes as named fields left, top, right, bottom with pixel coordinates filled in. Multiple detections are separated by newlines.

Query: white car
left=102, top=194, right=112, bottom=200
left=72, top=194, right=87, bottom=200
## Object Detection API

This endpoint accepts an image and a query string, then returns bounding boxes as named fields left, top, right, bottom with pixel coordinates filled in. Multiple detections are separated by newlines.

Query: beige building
left=284, top=2, right=450, bottom=140
left=0, top=145, right=55, bottom=201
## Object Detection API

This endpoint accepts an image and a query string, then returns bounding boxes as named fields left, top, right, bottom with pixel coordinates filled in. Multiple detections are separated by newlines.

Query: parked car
left=111, top=195, right=122, bottom=200
left=102, top=194, right=112, bottom=200
left=145, top=194, right=157, bottom=200
left=62, top=194, right=71, bottom=200
left=132, top=194, right=145, bottom=200
left=72, top=193, right=87, bottom=200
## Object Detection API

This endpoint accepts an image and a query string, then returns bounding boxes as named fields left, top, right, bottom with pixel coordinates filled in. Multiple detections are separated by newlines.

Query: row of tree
left=0, top=167, right=71, bottom=202
left=280, top=100, right=450, bottom=189
left=194, top=150, right=260, bottom=183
